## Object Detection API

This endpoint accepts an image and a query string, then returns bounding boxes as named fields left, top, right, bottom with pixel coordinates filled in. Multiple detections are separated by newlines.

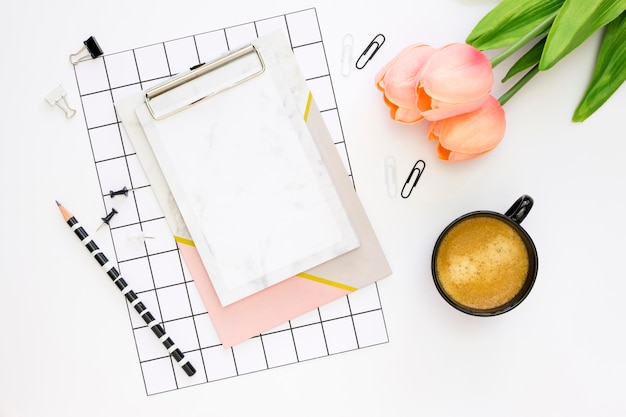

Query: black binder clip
left=356, top=34, right=385, bottom=70
left=401, top=159, right=426, bottom=199
left=69, top=36, right=103, bottom=65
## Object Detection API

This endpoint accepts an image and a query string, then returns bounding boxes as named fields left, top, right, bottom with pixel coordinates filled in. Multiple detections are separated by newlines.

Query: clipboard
left=135, top=37, right=360, bottom=306
left=117, top=32, right=391, bottom=346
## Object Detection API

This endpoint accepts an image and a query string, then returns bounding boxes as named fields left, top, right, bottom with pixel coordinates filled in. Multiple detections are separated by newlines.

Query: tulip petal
left=419, top=92, right=489, bottom=121
left=437, top=143, right=492, bottom=162
left=436, top=143, right=451, bottom=160
left=436, top=96, right=506, bottom=154
left=418, top=43, right=494, bottom=104
left=376, top=44, right=436, bottom=108
left=384, top=82, right=419, bottom=109
left=384, top=95, right=424, bottom=123
left=448, top=149, right=492, bottom=162
left=376, top=43, right=422, bottom=87
left=427, top=121, right=440, bottom=141
left=393, top=107, right=424, bottom=123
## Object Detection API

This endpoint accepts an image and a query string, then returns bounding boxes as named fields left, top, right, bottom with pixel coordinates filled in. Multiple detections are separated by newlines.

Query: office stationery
left=55, top=201, right=196, bottom=377
left=135, top=38, right=361, bottom=306
left=341, top=34, right=354, bottom=76
left=384, top=155, right=398, bottom=198
left=70, top=36, right=103, bottom=65
left=73, top=8, right=389, bottom=396
left=118, top=30, right=391, bottom=346
left=401, top=159, right=426, bottom=198
left=108, top=186, right=135, bottom=198
left=127, top=230, right=155, bottom=243
left=356, top=34, right=385, bottom=70
left=45, top=85, right=76, bottom=118
left=97, top=207, right=118, bottom=230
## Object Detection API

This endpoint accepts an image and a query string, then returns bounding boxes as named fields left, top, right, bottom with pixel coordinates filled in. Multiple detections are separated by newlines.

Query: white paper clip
left=45, top=85, right=76, bottom=119
left=384, top=155, right=397, bottom=198
left=341, top=34, right=354, bottom=77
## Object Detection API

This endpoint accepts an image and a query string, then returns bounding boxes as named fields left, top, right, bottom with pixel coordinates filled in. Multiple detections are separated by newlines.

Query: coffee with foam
left=434, top=215, right=529, bottom=310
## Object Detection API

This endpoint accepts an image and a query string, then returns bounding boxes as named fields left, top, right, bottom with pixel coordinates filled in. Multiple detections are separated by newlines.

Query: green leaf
left=540, top=0, right=626, bottom=70
left=502, top=37, right=546, bottom=82
left=466, top=0, right=564, bottom=50
left=573, top=11, right=626, bottom=121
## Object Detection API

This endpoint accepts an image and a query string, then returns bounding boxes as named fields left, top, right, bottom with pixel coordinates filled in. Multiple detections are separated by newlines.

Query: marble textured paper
left=136, top=36, right=360, bottom=306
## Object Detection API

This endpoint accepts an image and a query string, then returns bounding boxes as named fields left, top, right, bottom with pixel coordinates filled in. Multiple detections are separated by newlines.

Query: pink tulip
left=375, top=44, right=436, bottom=123
left=416, top=43, right=494, bottom=121
left=427, top=95, right=505, bottom=162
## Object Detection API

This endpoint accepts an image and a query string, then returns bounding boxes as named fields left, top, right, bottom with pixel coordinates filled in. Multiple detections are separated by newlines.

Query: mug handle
left=505, top=195, right=533, bottom=224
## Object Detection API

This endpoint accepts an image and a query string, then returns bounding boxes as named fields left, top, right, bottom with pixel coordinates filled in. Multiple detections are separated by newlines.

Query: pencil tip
left=56, top=200, right=72, bottom=221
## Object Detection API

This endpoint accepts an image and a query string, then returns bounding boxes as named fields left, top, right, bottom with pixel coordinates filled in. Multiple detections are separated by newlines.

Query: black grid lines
left=73, top=8, right=386, bottom=396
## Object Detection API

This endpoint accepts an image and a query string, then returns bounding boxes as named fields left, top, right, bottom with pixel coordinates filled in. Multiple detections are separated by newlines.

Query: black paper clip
left=401, top=159, right=426, bottom=198
left=69, top=36, right=103, bottom=65
left=356, top=34, right=385, bottom=70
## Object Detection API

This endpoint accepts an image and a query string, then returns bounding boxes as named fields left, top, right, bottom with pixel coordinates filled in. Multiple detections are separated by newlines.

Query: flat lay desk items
left=2, top=0, right=626, bottom=415
left=69, top=9, right=390, bottom=395
left=56, top=201, right=197, bottom=376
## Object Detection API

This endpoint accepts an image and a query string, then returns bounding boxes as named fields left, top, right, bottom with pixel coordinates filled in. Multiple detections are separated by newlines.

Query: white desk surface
left=1, top=0, right=625, bottom=415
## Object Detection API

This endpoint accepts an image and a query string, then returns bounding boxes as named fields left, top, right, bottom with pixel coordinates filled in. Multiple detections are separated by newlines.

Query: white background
left=1, top=0, right=625, bottom=416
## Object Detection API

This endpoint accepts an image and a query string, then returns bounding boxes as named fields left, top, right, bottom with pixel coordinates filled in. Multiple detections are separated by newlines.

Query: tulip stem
left=498, top=64, right=540, bottom=106
left=490, top=10, right=559, bottom=68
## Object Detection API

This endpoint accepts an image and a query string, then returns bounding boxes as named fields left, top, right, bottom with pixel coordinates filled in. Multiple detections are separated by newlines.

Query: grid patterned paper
left=73, top=8, right=388, bottom=396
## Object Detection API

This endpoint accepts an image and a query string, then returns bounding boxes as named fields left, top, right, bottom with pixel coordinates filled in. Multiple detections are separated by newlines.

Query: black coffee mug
left=431, top=195, right=538, bottom=316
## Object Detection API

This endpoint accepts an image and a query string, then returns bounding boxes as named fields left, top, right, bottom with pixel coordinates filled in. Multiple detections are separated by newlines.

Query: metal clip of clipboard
left=145, top=44, right=266, bottom=120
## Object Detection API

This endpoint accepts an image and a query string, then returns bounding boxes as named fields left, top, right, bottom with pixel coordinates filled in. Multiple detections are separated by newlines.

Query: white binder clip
left=45, top=85, right=76, bottom=119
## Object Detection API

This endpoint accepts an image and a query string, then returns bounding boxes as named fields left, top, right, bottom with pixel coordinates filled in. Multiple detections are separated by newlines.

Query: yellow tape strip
left=173, top=235, right=354, bottom=291
left=297, top=272, right=357, bottom=292
left=304, top=91, right=312, bottom=121
left=174, top=235, right=195, bottom=247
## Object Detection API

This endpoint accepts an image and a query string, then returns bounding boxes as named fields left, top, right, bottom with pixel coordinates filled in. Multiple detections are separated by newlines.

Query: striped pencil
left=56, top=201, right=196, bottom=377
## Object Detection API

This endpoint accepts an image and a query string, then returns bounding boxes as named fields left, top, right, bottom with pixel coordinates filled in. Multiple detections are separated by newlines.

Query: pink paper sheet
left=178, top=242, right=350, bottom=348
